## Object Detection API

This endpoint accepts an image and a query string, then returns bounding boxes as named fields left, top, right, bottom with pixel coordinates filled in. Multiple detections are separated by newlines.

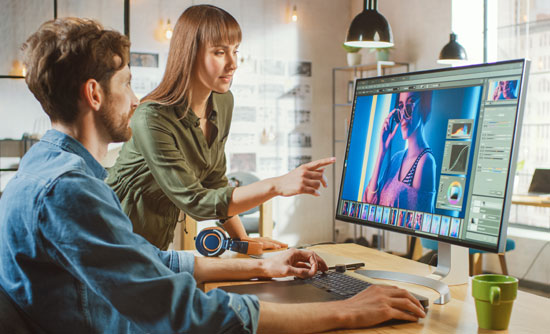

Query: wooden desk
left=512, top=194, right=550, bottom=208
left=203, top=243, right=550, bottom=333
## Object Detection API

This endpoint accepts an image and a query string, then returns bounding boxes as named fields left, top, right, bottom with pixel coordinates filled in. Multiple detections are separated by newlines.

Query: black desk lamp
left=345, top=0, right=393, bottom=48
left=438, top=33, right=468, bottom=65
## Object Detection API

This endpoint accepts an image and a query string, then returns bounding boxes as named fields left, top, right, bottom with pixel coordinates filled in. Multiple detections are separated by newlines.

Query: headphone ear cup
left=195, top=227, right=227, bottom=257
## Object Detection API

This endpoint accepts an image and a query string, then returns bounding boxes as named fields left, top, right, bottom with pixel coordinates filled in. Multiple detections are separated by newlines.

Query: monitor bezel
left=335, top=59, right=530, bottom=254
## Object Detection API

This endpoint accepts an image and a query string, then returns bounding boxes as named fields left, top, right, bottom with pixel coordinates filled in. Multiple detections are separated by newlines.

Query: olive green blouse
left=106, top=91, right=235, bottom=250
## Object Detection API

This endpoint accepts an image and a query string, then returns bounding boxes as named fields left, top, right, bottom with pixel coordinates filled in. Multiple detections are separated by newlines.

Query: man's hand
left=259, top=248, right=328, bottom=279
left=274, top=157, right=336, bottom=197
left=240, top=236, right=288, bottom=250
left=257, top=284, right=426, bottom=333
left=338, top=285, right=426, bottom=328
left=193, top=248, right=325, bottom=283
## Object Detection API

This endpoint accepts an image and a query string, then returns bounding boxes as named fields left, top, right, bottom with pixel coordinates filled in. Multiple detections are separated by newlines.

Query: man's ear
left=81, top=79, right=103, bottom=111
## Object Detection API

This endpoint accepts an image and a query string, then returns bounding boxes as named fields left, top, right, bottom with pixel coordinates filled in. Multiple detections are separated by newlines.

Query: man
left=0, top=18, right=425, bottom=333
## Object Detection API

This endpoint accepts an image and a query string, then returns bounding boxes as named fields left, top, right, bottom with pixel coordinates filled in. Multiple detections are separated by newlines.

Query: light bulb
left=21, top=66, right=27, bottom=77
left=165, top=19, right=173, bottom=40
left=291, top=5, right=298, bottom=22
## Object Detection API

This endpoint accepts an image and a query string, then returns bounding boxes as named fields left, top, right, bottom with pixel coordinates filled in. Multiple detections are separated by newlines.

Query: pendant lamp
left=345, top=0, right=393, bottom=48
left=437, top=33, right=468, bottom=65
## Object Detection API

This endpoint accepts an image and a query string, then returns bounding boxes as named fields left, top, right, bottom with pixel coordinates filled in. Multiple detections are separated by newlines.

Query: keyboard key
left=305, top=271, right=372, bottom=298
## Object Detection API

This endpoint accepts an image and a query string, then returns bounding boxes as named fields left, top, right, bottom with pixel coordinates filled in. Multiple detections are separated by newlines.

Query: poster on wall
left=130, top=52, right=159, bottom=68
left=230, top=153, right=256, bottom=172
left=288, top=155, right=312, bottom=170
left=227, top=57, right=313, bottom=178
left=130, top=51, right=164, bottom=99
left=289, top=61, right=312, bottom=77
left=288, top=109, right=311, bottom=128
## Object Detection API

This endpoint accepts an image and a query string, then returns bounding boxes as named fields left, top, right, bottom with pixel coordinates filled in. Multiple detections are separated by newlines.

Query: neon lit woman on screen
left=362, top=91, right=436, bottom=213
left=491, top=80, right=518, bottom=100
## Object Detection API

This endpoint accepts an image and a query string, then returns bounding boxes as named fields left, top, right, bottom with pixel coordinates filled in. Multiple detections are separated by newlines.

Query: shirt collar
left=41, top=129, right=108, bottom=180
left=177, top=94, right=219, bottom=128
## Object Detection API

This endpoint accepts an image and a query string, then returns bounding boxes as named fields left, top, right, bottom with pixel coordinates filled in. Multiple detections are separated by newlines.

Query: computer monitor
left=336, top=59, right=530, bottom=301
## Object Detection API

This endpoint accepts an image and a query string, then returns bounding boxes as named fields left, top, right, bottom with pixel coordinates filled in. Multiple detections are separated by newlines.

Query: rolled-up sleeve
left=38, top=172, right=257, bottom=333
left=228, top=293, right=260, bottom=333
left=156, top=250, right=195, bottom=274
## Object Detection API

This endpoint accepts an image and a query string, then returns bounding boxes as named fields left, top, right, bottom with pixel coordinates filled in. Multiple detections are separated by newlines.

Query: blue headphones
left=195, top=227, right=263, bottom=257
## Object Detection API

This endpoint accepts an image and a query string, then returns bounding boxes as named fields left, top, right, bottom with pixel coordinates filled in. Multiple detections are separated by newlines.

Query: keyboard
left=303, top=271, right=429, bottom=310
left=304, top=271, right=372, bottom=299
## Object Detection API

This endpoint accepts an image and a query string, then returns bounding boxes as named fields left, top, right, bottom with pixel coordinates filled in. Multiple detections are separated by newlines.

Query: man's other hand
left=259, top=248, right=328, bottom=279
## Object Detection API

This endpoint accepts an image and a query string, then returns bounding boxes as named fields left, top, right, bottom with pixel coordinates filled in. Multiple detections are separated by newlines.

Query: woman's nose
left=227, top=54, right=237, bottom=70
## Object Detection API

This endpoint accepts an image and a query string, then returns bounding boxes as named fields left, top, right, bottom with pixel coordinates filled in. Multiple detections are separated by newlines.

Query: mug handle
left=490, top=286, right=501, bottom=305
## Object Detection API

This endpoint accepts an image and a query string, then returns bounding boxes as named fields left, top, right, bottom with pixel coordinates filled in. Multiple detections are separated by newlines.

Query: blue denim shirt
left=0, top=129, right=259, bottom=333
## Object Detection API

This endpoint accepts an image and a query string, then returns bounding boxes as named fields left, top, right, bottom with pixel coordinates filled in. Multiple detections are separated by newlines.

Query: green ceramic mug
left=472, top=274, right=518, bottom=330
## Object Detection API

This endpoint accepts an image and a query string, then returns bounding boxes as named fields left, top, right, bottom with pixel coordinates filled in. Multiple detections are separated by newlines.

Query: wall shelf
left=0, top=137, right=39, bottom=195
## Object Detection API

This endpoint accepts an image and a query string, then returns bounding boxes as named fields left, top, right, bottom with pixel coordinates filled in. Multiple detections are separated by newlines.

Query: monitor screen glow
left=336, top=60, right=529, bottom=253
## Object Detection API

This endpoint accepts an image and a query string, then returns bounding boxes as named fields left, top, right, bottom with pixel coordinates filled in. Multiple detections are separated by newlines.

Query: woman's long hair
left=142, top=5, right=241, bottom=108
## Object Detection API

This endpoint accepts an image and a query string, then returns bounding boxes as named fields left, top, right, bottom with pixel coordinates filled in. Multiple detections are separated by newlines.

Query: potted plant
left=369, top=47, right=394, bottom=61
left=342, top=43, right=362, bottom=66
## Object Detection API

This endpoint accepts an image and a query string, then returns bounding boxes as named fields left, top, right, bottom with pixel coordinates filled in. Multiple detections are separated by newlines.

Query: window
left=454, top=0, right=550, bottom=230
left=488, top=0, right=550, bottom=230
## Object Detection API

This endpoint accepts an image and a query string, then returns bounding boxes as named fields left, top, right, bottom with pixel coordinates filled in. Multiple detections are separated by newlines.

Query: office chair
left=225, top=171, right=275, bottom=235
left=420, top=238, right=516, bottom=276
left=171, top=171, right=274, bottom=250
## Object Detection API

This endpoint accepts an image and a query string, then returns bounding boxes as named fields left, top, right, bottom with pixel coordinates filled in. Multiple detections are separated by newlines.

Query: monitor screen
left=336, top=59, right=529, bottom=253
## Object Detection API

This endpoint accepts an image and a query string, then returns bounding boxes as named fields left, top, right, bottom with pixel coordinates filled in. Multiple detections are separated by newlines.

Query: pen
left=327, top=262, right=365, bottom=271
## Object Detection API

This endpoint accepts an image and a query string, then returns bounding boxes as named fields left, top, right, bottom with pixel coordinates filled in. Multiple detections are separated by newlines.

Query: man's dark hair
left=22, top=18, right=130, bottom=123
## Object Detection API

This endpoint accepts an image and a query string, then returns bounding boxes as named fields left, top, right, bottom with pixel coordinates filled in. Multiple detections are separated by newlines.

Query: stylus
left=327, top=262, right=365, bottom=271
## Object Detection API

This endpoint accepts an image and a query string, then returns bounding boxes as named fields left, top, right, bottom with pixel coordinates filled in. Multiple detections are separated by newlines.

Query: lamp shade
left=438, top=33, right=468, bottom=65
left=345, top=0, right=393, bottom=48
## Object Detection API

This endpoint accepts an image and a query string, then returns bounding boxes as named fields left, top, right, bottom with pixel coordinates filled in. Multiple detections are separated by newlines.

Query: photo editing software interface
left=336, top=60, right=527, bottom=252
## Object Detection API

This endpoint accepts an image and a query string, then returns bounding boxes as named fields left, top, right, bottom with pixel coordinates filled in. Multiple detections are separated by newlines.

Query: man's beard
left=98, top=98, right=133, bottom=143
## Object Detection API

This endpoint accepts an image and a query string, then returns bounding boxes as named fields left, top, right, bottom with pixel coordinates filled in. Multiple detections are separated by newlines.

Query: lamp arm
left=366, top=0, right=378, bottom=11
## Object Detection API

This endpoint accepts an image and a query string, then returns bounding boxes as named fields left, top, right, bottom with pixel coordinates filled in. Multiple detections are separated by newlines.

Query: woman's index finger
left=304, top=157, right=336, bottom=170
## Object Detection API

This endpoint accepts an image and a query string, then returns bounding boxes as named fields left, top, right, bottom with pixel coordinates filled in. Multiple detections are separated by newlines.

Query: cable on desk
left=295, top=241, right=336, bottom=249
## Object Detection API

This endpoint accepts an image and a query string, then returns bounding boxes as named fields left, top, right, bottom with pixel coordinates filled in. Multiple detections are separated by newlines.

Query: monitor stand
left=356, top=242, right=469, bottom=305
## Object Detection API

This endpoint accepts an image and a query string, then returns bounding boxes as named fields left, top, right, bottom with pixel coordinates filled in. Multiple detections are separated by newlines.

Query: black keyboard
left=304, top=271, right=430, bottom=309
left=304, top=271, right=372, bottom=298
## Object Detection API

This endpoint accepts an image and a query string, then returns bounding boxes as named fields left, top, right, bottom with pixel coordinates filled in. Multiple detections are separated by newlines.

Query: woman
left=362, top=91, right=436, bottom=213
left=492, top=80, right=517, bottom=100
left=107, top=5, right=333, bottom=250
